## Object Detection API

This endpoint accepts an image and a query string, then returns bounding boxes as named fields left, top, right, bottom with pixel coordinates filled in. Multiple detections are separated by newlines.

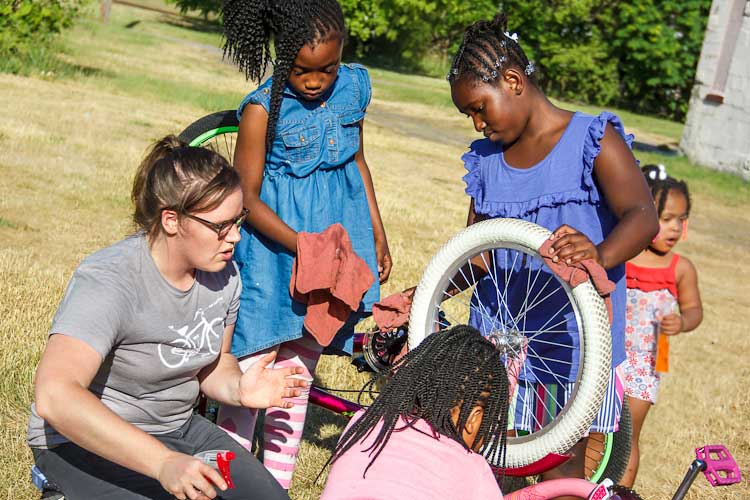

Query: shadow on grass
left=305, top=404, right=350, bottom=452
left=163, top=16, right=221, bottom=34
left=0, top=44, right=110, bottom=80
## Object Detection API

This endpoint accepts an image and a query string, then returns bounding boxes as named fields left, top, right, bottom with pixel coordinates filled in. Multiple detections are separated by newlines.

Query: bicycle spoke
left=480, top=251, right=519, bottom=333
left=524, top=343, right=573, bottom=388
left=525, top=317, right=571, bottom=342
left=523, top=337, right=577, bottom=350
left=499, top=249, right=519, bottom=326
left=527, top=297, right=573, bottom=341
left=513, top=275, right=560, bottom=327
left=421, top=241, right=590, bottom=447
left=448, top=275, right=496, bottom=330
left=457, top=261, right=495, bottom=326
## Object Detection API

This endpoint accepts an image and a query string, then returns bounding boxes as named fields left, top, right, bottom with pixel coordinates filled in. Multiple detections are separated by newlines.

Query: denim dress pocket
left=338, top=109, right=365, bottom=150
left=281, top=124, right=322, bottom=164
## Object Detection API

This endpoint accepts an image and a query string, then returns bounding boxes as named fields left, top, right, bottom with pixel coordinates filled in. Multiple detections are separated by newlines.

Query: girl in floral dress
left=621, top=164, right=703, bottom=488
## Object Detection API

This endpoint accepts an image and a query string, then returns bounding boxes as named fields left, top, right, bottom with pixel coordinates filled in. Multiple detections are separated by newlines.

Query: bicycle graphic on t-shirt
left=158, top=298, right=224, bottom=369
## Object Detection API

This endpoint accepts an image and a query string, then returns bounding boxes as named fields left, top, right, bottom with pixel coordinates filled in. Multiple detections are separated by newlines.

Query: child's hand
left=658, top=313, right=683, bottom=336
left=375, top=235, right=392, bottom=284
left=548, top=224, right=602, bottom=266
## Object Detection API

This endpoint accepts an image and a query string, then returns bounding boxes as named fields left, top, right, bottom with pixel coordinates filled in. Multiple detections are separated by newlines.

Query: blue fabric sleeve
left=582, top=112, right=636, bottom=191
left=461, top=139, right=485, bottom=207
left=237, top=79, right=272, bottom=120
left=349, top=63, right=372, bottom=112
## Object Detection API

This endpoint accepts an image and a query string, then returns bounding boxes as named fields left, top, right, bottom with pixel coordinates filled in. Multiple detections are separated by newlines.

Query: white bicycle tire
left=408, top=218, right=612, bottom=468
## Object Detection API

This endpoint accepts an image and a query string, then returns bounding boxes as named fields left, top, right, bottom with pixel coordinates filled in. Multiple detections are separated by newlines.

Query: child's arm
left=661, top=256, right=703, bottom=335
left=354, top=122, right=392, bottom=283
left=234, top=104, right=298, bottom=253
left=549, top=125, right=658, bottom=269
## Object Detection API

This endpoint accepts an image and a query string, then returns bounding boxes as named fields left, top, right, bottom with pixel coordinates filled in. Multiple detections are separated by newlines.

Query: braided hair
left=641, top=164, right=691, bottom=217
left=222, top=0, right=346, bottom=149
left=447, top=13, right=534, bottom=87
left=326, top=325, right=509, bottom=476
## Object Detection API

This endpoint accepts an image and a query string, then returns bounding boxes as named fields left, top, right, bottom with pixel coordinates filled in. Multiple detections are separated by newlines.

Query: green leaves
left=493, top=0, right=711, bottom=120
left=0, top=0, right=85, bottom=55
left=160, top=0, right=710, bottom=120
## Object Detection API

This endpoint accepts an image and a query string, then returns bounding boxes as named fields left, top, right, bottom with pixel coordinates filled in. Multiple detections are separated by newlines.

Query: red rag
left=290, top=223, right=375, bottom=346
left=372, top=292, right=412, bottom=331
left=538, top=238, right=615, bottom=323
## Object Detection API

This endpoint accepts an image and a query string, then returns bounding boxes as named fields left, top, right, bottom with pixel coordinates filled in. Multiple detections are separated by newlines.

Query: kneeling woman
left=28, top=137, right=304, bottom=500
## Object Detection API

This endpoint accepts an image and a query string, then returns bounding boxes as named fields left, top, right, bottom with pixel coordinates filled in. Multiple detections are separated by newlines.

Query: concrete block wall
left=681, top=0, right=750, bottom=180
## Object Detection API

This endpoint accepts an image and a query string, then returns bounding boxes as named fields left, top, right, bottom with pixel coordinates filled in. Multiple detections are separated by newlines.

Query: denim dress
left=462, top=112, right=629, bottom=384
left=231, top=64, right=379, bottom=358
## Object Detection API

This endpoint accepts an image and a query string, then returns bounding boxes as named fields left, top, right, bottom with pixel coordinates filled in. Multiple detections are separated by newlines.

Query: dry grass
left=1, top=4, right=749, bottom=499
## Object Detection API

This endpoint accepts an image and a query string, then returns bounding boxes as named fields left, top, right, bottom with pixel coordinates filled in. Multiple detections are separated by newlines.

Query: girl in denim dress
left=217, top=0, right=390, bottom=489
left=447, top=14, right=658, bottom=496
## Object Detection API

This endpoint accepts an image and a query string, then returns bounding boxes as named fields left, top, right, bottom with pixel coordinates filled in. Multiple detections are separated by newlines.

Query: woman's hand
left=548, top=224, right=602, bottom=266
left=238, top=351, right=308, bottom=409
left=157, top=452, right=227, bottom=500
left=375, top=231, right=392, bottom=284
left=658, top=313, right=683, bottom=336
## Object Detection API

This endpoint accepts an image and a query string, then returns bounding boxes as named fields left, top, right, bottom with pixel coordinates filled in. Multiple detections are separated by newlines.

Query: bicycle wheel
left=586, top=398, right=632, bottom=483
left=178, top=110, right=239, bottom=160
left=408, top=218, right=612, bottom=469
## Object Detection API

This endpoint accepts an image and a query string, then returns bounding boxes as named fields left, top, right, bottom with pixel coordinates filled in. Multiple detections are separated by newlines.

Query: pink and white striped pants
left=217, top=334, right=323, bottom=490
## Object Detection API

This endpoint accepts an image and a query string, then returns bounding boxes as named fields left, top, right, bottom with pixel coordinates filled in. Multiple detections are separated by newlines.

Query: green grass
left=367, top=67, right=685, bottom=142
left=637, top=151, right=750, bottom=206
left=102, top=72, right=243, bottom=112
left=555, top=99, right=685, bottom=143
left=0, top=218, right=17, bottom=229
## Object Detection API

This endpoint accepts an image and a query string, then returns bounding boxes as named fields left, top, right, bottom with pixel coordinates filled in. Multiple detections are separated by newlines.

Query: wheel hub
left=487, top=327, right=525, bottom=357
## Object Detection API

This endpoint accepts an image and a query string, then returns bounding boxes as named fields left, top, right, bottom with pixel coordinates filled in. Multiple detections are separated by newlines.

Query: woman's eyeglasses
left=183, top=208, right=249, bottom=239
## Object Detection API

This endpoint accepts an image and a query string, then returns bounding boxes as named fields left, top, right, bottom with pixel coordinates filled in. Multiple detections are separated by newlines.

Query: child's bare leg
left=620, top=396, right=651, bottom=488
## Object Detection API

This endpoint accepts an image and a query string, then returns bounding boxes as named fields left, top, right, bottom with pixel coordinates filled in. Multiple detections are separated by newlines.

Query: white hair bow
left=648, top=164, right=668, bottom=181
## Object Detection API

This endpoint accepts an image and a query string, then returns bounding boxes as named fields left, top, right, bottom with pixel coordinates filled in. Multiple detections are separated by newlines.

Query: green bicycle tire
left=178, top=110, right=240, bottom=158
left=588, top=397, right=632, bottom=483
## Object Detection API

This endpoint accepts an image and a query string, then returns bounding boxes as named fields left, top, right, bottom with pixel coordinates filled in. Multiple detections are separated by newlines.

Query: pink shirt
left=321, top=411, right=503, bottom=500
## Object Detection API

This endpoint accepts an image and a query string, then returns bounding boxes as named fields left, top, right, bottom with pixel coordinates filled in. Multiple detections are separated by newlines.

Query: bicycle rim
left=586, top=432, right=614, bottom=482
left=586, top=398, right=632, bottom=483
left=178, top=110, right=239, bottom=161
left=409, top=219, right=612, bottom=468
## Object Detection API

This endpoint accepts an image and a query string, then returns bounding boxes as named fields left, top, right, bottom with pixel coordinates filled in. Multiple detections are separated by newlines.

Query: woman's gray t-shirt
left=28, top=234, right=241, bottom=448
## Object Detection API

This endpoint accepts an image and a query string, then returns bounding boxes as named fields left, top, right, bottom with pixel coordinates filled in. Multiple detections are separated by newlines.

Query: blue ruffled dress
left=231, top=64, right=379, bottom=358
left=462, top=111, right=629, bottom=385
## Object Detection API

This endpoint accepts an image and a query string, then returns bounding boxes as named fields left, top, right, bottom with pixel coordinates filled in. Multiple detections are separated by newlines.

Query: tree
left=0, top=0, right=86, bottom=56
left=162, top=0, right=711, bottom=119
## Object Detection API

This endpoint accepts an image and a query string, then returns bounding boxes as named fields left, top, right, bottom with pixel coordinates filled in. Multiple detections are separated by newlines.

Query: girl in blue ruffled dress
left=216, top=0, right=390, bottom=489
left=447, top=13, right=658, bottom=495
